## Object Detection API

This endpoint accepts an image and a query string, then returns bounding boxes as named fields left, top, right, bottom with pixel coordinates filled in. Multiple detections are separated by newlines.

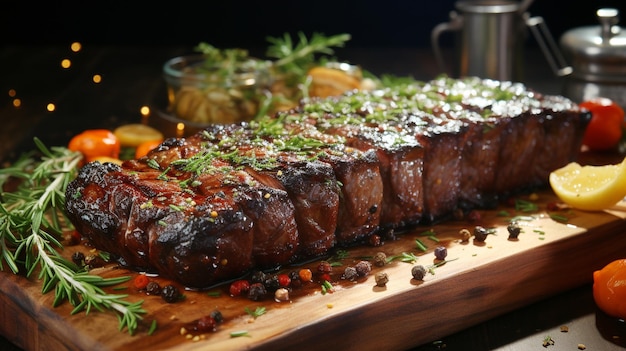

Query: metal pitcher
left=431, top=0, right=571, bottom=81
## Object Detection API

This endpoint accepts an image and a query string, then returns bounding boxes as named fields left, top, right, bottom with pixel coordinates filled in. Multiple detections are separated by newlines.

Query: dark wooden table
left=1, top=44, right=625, bottom=351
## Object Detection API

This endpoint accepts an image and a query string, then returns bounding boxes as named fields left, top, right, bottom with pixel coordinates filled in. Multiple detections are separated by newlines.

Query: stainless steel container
left=431, top=0, right=570, bottom=81
left=560, top=8, right=626, bottom=108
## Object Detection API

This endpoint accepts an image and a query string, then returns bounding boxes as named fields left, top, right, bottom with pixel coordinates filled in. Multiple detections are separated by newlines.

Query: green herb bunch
left=0, top=138, right=145, bottom=334
left=194, top=32, right=352, bottom=116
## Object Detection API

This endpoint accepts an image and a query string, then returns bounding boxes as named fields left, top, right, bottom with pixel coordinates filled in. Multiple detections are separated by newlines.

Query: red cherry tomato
left=580, top=97, right=625, bottom=151
left=68, top=129, right=121, bottom=162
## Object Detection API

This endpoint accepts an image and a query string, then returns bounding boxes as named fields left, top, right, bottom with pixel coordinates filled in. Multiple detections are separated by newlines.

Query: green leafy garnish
left=231, top=330, right=251, bottom=338
left=0, top=138, right=145, bottom=335
left=267, top=32, right=351, bottom=77
left=386, top=252, right=420, bottom=264
left=245, top=306, right=266, bottom=319
left=515, top=199, right=538, bottom=212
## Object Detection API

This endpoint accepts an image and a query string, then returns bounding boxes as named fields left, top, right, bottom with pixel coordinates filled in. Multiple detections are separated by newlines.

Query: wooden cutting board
left=2, top=189, right=626, bottom=351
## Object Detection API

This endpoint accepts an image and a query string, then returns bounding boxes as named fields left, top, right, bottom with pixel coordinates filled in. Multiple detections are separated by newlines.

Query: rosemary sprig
left=266, top=32, right=351, bottom=76
left=0, top=138, right=145, bottom=334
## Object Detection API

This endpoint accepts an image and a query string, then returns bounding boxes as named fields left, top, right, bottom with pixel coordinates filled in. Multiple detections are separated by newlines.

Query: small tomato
left=593, top=258, right=626, bottom=319
left=580, top=97, right=625, bottom=151
left=68, top=129, right=121, bottom=162
left=135, top=139, right=163, bottom=159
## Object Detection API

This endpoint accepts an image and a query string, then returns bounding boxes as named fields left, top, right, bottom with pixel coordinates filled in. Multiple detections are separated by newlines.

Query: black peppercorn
left=248, top=282, right=267, bottom=301
left=161, top=284, right=181, bottom=303
left=71, top=251, right=85, bottom=265
left=146, top=281, right=161, bottom=295
left=434, top=246, right=448, bottom=260
left=250, top=271, right=267, bottom=284
left=473, top=226, right=489, bottom=242
left=507, top=222, right=521, bottom=239
left=263, top=274, right=280, bottom=291
left=354, top=261, right=372, bottom=277
left=210, top=310, right=224, bottom=324
left=343, top=266, right=358, bottom=281
left=411, top=265, right=427, bottom=280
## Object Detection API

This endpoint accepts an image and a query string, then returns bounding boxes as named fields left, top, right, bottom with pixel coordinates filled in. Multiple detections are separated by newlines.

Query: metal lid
left=560, top=8, right=626, bottom=82
left=455, top=0, right=520, bottom=14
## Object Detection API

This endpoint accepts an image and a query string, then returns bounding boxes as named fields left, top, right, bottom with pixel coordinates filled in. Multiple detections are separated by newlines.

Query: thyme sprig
left=0, top=138, right=145, bottom=334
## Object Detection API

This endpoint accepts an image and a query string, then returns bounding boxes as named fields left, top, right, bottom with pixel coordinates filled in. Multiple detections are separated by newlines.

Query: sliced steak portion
left=201, top=123, right=342, bottom=258
left=321, top=122, right=425, bottom=227
left=66, top=143, right=300, bottom=288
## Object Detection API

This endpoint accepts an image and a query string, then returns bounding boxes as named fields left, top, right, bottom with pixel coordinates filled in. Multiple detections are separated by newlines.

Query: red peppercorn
left=133, top=274, right=150, bottom=290
left=229, top=279, right=251, bottom=297
left=277, top=273, right=291, bottom=288
left=196, top=316, right=217, bottom=332
left=317, top=261, right=332, bottom=273
left=320, top=273, right=332, bottom=282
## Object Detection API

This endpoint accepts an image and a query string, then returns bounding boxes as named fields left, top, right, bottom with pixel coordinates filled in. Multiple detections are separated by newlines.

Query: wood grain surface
left=1, top=189, right=626, bottom=351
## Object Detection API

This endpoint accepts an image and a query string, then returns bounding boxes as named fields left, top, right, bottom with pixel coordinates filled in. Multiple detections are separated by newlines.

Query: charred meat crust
left=65, top=77, right=591, bottom=288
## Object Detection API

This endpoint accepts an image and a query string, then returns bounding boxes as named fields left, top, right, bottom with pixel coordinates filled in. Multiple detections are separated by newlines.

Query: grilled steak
left=65, top=77, right=590, bottom=288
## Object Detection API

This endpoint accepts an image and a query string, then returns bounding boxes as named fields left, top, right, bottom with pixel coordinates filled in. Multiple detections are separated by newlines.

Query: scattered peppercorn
left=374, top=272, right=389, bottom=287
left=195, top=315, right=217, bottom=332
left=473, top=226, right=489, bottom=242
left=434, top=246, right=448, bottom=260
left=250, top=271, right=267, bottom=284
left=84, top=254, right=105, bottom=268
left=507, top=222, right=521, bottom=239
left=146, top=281, right=161, bottom=295
left=133, top=274, right=150, bottom=290
left=459, top=228, right=471, bottom=242
left=298, top=268, right=313, bottom=282
left=229, top=279, right=251, bottom=297
left=210, top=310, right=224, bottom=324
left=248, top=282, right=267, bottom=301
left=317, top=261, right=333, bottom=274
left=274, top=287, right=290, bottom=302
left=264, top=274, right=281, bottom=291
left=71, top=251, right=85, bottom=265
left=277, top=273, right=291, bottom=288
left=412, top=265, right=427, bottom=280
left=343, top=266, right=359, bottom=281
left=355, top=260, right=372, bottom=277
left=373, top=252, right=387, bottom=267
left=161, top=284, right=182, bottom=303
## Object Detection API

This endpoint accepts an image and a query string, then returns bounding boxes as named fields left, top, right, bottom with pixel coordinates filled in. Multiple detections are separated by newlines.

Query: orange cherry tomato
left=593, top=258, right=626, bottom=319
left=134, top=139, right=163, bottom=159
left=68, top=129, right=121, bottom=162
left=580, top=97, right=625, bottom=151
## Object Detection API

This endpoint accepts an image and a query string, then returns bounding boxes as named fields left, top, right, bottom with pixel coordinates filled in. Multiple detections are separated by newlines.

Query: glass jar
left=163, top=55, right=272, bottom=125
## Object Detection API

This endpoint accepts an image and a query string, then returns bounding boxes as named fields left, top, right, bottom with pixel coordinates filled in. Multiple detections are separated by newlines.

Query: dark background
left=2, top=0, right=625, bottom=50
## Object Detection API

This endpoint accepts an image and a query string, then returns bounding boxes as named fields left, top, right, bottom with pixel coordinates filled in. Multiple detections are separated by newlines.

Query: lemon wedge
left=549, top=157, right=626, bottom=211
left=114, top=124, right=164, bottom=148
